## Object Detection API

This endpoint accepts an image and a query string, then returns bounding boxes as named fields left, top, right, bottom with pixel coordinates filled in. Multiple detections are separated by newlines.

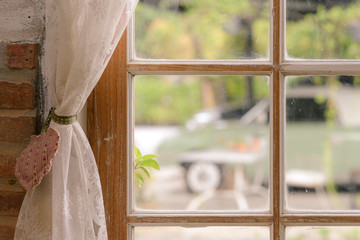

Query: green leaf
left=134, top=162, right=140, bottom=170
left=142, top=154, right=158, bottom=160
left=135, top=172, right=144, bottom=188
left=140, top=159, right=160, bottom=170
left=134, top=146, right=142, bottom=159
left=140, top=166, right=151, bottom=178
left=134, top=157, right=142, bottom=167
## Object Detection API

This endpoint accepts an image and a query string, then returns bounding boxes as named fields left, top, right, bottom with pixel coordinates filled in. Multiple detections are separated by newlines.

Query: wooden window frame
left=88, top=0, right=360, bottom=239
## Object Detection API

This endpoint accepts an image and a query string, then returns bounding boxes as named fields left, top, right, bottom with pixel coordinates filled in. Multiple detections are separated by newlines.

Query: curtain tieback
left=16, top=107, right=70, bottom=190
left=41, top=107, right=77, bottom=134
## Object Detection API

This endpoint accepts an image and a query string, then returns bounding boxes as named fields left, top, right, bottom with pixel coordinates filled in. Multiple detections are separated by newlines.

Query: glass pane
left=286, top=76, right=360, bottom=210
left=287, top=226, right=360, bottom=240
left=135, top=226, right=270, bottom=240
left=135, top=0, right=270, bottom=59
left=134, top=75, right=270, bottom=211
left=286, top=0, right=360, bottom=59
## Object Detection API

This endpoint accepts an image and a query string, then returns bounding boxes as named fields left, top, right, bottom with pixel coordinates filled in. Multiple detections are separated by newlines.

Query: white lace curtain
left=14, top=0, right=137, bottom=239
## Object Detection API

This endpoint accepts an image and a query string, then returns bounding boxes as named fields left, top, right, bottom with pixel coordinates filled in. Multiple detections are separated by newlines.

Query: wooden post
left=88, top=31, right=128, bottom=240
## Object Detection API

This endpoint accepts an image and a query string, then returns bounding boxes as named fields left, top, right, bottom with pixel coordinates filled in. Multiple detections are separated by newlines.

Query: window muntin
left=135, top=0, right=270, bottom=59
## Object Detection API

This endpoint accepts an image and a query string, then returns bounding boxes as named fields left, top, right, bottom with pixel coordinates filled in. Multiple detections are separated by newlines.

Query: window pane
left=135, top=226, right=270, bottom=240
left=135, top=0, right=270, bottom=59
left=286, top=76, right=360, bottom=210
left=286, top=226, right=360, bottom=240
left=134, top=75, right=270, bottom=211
left=286, top=0, right=360, bottom=59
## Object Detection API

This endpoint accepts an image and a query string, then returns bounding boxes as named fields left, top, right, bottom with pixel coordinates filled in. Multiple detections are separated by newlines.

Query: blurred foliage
left=287, top=1, right=360, bottom=58
left=135, top=76, right=203, bottom=124
left=135, top=76, right=269, bottom=124
left=135, top=0, right=269, bottom=59
left=135, top=0, right=360, bottom=125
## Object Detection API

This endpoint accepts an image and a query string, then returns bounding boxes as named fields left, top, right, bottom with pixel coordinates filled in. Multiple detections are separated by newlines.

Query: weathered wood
left=272, top=70, right=281, bottom=240
left=88, top=30, right=128, bottom=240
left=128, top=61, right=273, bottom=75
left=0, top=216, right=17, bottom=240
left=87, top=6, right=360, bottom=240
left=282, top=215, right=360, bottom=225
left=272, top=0, right=281, bottom=240
left=281, top=61, right=360, bottom=75
left=0, top=192, right=25, bottom=216
left=127, top=215, right=273, bottom=226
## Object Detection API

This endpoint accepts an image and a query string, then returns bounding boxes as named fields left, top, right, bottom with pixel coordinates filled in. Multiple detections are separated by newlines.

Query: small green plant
left=134, top=146, right=160, bottom=187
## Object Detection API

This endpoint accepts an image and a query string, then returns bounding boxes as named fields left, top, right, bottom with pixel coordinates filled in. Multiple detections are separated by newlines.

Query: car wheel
left=185, top=162, right=223, bottom=193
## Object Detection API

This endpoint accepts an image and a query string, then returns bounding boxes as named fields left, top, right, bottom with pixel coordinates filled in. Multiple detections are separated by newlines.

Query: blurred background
left=133, top=0, right=360, bottom=239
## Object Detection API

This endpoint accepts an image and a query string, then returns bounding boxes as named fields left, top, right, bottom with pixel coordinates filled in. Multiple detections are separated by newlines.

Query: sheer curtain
left=14, top=0, right=137, bottom=239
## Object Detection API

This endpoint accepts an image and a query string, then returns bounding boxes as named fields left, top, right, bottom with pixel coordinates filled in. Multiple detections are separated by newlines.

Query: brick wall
left=0, top=42, right=40, bottom=239
left=0, top=1, right=44, bottom=239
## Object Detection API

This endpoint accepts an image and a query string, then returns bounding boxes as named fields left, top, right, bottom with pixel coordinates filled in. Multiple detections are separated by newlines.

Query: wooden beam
left=272, top=0, right=281, bottom=239
left=282, top=215, right=360, bottom=225
left=128, top=61, right=273, bottom=75
left=127, top=215, right=273, bottom=226
left=88, top=30, right=128, bottom=240
left=281, top=61, right=360, bottom=75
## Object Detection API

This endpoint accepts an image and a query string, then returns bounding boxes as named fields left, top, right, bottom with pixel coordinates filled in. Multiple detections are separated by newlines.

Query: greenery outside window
left=88, top=0, right=360, bottom=239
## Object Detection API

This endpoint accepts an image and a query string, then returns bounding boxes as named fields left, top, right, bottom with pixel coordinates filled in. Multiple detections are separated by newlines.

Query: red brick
left=0, top=216, right=17, bottom=240
left=0, top=154, right=16, bottom=176
left=0, top=177, right=25, bottom=193
left=0, top=228, right=14, bottom=240
left=0, top=226, right=15, bottom=240
left=6, top=43, right=39, bottom=69
left=0, top=82, right=35, bottom=109
left=0, top=143, right=27, bottom=176
left=0, top=117, right=35, bottom=143
left=0, top=192, right=25, bottom=216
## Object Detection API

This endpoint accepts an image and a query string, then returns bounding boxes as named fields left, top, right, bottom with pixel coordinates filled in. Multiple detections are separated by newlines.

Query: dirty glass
left=285, top=76, right=360, bottom=210
left=286, top=0, right=360, bottom=59
left=135, top=0, right=270, bottom=59
left=134, top=226, right=270, bottom=240
left=286, top=226, right=360, bottom=240
left=134, top=75, right=270, bottom=211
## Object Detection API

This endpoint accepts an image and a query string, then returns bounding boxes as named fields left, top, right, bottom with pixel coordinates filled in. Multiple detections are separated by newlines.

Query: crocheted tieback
left=15, top=108, right=76, bottom=190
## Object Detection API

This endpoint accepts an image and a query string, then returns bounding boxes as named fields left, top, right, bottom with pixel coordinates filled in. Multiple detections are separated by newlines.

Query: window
left=88, top=0, right=360, bottom=239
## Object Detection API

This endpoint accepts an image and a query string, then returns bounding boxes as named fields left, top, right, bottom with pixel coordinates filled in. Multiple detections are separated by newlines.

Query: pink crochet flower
left=15, top=128, right=60, bottom=190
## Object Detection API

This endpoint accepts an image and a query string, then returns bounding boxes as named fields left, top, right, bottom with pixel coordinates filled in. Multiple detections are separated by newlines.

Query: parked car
left=156, top=85, right=360, bottom=193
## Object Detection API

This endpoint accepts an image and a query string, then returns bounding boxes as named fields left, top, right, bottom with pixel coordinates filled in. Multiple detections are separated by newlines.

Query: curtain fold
left=14, top=0, right=137, bottom=239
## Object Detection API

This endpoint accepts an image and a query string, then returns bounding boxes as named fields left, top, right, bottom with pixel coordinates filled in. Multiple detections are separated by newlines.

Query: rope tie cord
left=41, top=107, right=77, bottom=134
